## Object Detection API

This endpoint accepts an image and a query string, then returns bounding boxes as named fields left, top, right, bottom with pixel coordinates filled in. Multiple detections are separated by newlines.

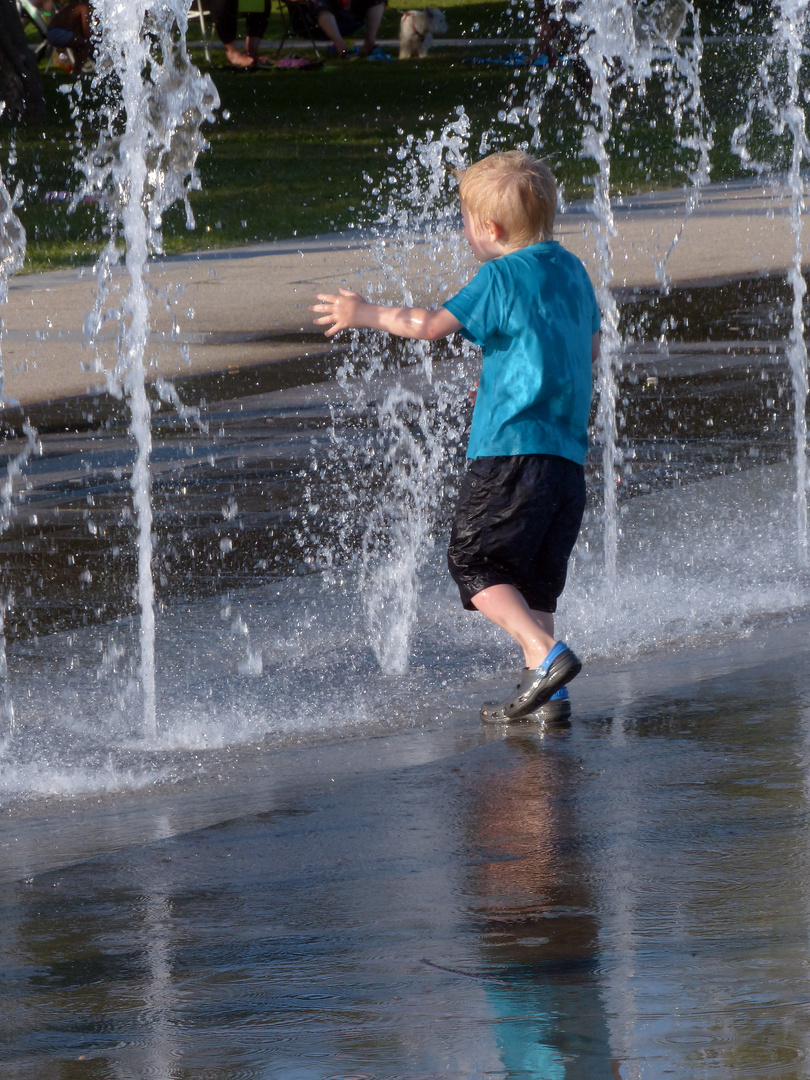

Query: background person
left=208, top=0, right=271, bottom=68
left=285, top=0, right=386, bottom=58
left=45, top=0, right=93, bottom=70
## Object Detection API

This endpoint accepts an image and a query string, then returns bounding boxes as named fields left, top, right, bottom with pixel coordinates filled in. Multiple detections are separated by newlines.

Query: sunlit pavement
left=3, top=178, right=808, bottom=405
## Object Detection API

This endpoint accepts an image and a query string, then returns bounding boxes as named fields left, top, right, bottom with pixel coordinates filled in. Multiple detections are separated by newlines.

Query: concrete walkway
left=1, top=178, right=807, bottom=406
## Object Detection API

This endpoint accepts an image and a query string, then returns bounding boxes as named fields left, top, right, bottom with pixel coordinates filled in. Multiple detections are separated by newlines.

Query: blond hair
left=456, top=151, right=557, bottom=247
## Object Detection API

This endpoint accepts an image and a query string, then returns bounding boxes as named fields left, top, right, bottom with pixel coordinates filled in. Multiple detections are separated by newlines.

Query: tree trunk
left=0, top=0, right=46, bottom=121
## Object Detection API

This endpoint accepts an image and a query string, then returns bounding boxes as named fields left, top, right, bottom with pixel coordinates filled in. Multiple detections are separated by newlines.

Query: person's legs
left=448, top=455, right=585, bottom=720
left=209, top=0, right=255, bottom=64
left=223, top=41, right=255, bottom=64
left=244, top=4, right=269, bottom=58
left=471, top=584, right=555, bottom=669
left=531, top=608, right=554, bottom=641
left=359, top=1, right=385, bottom=53
left=316, top=9, right=349, bottom=53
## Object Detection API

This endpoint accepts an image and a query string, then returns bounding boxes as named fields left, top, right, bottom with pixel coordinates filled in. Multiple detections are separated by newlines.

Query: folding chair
left=16, top=0, right=75, bottom=69
left=274, top=0, right=321, bottom=56
left=16, top=0, right=51, bottom=62
left=186, top=0, right=212, bottom=63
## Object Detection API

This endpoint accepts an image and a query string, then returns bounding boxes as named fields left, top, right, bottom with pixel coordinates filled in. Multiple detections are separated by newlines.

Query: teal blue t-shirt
left=443, top=241, right=600, bottom=464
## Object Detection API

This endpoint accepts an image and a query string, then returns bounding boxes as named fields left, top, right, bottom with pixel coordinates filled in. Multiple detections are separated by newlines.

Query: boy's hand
left=311, top=288, right=368, bottom=337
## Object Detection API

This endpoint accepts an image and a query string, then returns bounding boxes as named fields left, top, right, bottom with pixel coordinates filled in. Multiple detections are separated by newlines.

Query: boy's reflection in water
left=467, top=732, right=622, bottom=1079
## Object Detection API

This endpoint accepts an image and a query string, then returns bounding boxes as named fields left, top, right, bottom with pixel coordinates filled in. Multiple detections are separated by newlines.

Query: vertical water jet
left=571, top=0, right=708, bottom=587
left=731, top=0, right=810, bottom=557
left=0, top=144, right=28, bottom=740
left=81, top=0, right=218, bottom=735
left=780, top=0, right=810, bottom=559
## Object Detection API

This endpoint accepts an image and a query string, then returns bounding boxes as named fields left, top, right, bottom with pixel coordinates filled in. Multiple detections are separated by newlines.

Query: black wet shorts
left=447, top=454, right=586, bottom=612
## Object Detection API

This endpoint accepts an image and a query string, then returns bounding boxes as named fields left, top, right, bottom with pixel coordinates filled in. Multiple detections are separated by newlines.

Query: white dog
left=398, top=8, right=448, bottom=59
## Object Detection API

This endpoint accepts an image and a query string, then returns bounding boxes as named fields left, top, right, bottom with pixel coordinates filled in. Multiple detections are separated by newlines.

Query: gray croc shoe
left=480, top=693, right=519, bottom=723
left=481, top=686, right=572, bottom=725
left=524, top=687, right=572, bottom=723
left=505, top=642, right=581, bottom=719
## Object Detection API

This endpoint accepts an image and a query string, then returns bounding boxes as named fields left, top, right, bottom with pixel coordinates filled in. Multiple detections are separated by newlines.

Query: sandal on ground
left=481, top=685, right=572, bottom=725
left=508, top=642, right=581, bottom=718
left=480, top=642, right=581, bottom=723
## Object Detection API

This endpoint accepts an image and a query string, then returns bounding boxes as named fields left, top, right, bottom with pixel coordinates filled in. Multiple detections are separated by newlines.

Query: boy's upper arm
left=429, top=307, right=462, bottom=339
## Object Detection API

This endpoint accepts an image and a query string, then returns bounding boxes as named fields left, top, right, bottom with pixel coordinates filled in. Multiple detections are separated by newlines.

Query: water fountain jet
left=732, top=0, right=810, bottom=557
left=79, top=0, right=218, bottom=735
left=0, top=138, right=31, bottom=741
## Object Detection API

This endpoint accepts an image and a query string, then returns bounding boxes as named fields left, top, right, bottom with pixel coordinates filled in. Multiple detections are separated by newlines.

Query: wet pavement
left=2, top=621, right=810, bottom=1078
left=0, top=272, right=801, bottom=640
left=1, top=205, right=810, bottom=1075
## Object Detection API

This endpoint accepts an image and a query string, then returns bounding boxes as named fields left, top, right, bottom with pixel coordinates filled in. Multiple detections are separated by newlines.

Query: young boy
left=311, top=151, right=600, bottom=722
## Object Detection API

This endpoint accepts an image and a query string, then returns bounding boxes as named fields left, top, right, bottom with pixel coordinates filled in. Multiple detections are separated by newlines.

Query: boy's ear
left=485, top=219, right=504, bottom=242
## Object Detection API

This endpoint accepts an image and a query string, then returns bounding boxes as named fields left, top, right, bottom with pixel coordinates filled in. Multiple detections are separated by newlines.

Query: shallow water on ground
left=0, top=276, right=809, bottom=1075
left=2, top=626, right=810, bottom=1078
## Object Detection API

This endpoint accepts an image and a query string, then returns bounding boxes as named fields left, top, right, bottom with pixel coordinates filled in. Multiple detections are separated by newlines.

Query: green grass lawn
left=1, top=1, right=798, bottom=273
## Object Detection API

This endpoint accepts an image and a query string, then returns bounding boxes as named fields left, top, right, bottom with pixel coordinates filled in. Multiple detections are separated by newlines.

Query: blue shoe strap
left=538, top=640, right=568, bottom=674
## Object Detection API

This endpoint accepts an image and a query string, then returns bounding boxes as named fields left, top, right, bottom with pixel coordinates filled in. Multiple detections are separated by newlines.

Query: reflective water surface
left=1, top=272, right=810, bottom=1077
left=2, top=625, right=810, bottom=1078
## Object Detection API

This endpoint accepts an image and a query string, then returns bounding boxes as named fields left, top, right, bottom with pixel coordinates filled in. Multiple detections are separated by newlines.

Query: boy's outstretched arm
left=312, top=288, right=461, bottom=341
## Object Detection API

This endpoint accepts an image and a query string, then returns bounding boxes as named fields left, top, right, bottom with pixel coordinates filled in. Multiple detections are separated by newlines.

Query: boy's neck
left=482, top=234, right=552, bottom=261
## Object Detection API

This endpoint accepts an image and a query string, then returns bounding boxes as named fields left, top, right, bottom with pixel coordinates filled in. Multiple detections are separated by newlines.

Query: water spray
left=80, top=0, right=218, bottom=735
left=0, top=143, right=29, bottom=741
left=731, top=0, right=810, bottom=559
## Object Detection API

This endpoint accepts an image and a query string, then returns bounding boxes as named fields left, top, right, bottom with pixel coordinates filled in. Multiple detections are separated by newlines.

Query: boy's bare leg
left=471, top=583, right=556, bottom=668
left=359, top=2, right=385, bottom=53
left=245, top=34, right=262, bottom=59
left=531, top=608, right=554, bottom=642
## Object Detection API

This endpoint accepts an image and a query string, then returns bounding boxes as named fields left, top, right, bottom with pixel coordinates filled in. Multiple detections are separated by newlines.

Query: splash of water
left=570, top=0, right=710, bottom=586
left=0, top=137, right=25, bottom=404
left=358, top=386, right=452, bottom=673
left=732, top=0, right=810, bottom=558
left=309, top=5, right=713, bottom=668
left=479, top=2, right=710, bottom=587
left=78, top=0, right=219, bottom=735
left=0, top=141, right=31, bottom=742
left=302, top=113, right=473, bottom=674
left=0, top=423, right=39, bottom=740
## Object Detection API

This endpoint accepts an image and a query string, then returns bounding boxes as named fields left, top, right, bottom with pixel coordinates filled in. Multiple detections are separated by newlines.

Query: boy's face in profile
left=461, top=203, right=505, bottom=263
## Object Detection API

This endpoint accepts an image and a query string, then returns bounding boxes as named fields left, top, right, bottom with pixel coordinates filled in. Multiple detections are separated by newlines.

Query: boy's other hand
left=311, top=288, right=367, bottom=337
